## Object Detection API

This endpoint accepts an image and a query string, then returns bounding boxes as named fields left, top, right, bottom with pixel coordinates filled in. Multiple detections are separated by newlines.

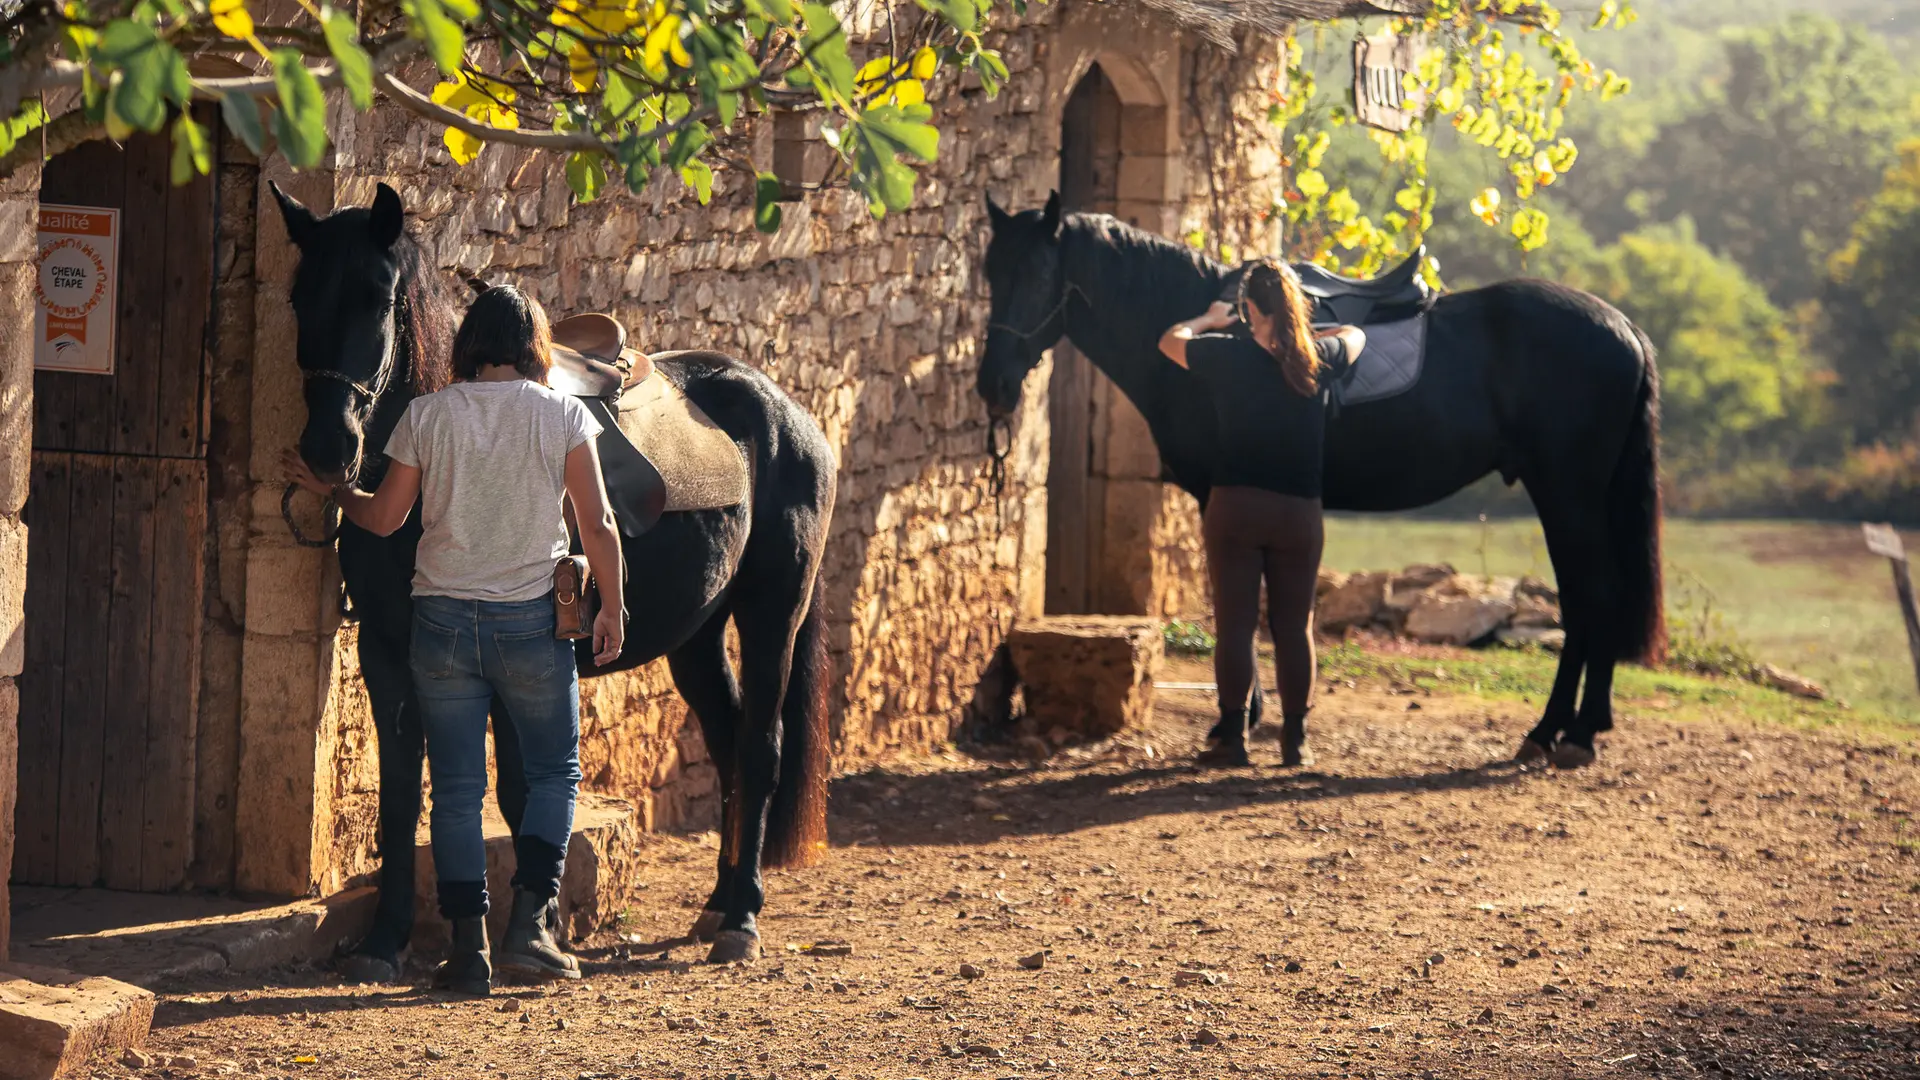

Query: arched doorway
left=1045, top=59, right=1175, bottom=616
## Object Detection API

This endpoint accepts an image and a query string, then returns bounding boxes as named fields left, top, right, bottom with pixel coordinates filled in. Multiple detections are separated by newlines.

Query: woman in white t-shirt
left=286, top=285, right=624, bottom=994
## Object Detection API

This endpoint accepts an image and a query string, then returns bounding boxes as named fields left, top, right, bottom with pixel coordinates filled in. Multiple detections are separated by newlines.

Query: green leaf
left=219, top=92, right=266, bottom=156
left=269, top=48, right=329, bottom=168
left=754, top=172, right=783, bottom=233
left=918, top=0, right=978, bottom=34
left=679, top=159, right=713, bottom=204
left=98, top=20, right=178, bottom=133
left=321, top=6, right=374, bottom=110
left=604, top=73, right=643, bottom=125
left=747, top=0, right=794, bottom=21
left=716, top=90, right=740, bottom=128
left=404, top=0, right=467, bottom=75
left=800, top=4, right=855, bottom=98
left=861, top=106, right=938, bottom=162
left=664, top=122, right=711, bottom=170
left=566, top=151, right=607, bottom=202
left=169, top=112, right=211, bottom=185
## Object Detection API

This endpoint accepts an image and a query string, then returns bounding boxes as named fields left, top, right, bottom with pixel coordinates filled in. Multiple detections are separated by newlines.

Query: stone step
left=408, top=792, right=645, bottom=953
left=0, top=962, right=156, bottom=1080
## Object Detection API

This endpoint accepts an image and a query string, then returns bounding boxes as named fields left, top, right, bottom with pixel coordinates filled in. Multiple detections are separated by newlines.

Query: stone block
left=0, top=517, right=21, bottom=677
left=1316, top=571, right=1388, bottom=634
left=0, top=679, right=14, bottom=958
left=0, top=198, right=36, bottom=265
left=0, top=963, right=154, bottom=1080
left=1116, top=155, right=1179, bottom=205
left=234, top=631, right=326, bottom=897
left=1007, top=615, right=1163, bottom=740
left=411, top=794, right=643, bottom=953
left=0, top=261, right=34, bottom=514
left=239, top=544, right=324, bottom=638
left=1404, top=576, right=1517, bottom=646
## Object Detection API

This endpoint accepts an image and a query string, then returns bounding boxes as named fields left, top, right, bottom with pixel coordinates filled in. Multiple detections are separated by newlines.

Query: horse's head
left=271, top=181, right=410, bottom=483
left=977, top=191, right=1066, bottom=419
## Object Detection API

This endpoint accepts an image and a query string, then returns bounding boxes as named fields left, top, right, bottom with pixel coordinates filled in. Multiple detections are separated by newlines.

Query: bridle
left=982, top=279, right=1086, bottom=503
left=281, top=292, right=406, bottom=548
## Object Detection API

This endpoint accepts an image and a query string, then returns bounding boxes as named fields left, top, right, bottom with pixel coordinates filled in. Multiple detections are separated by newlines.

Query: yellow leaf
left=1294, top=169, right=1328, bottom=199
left=669, top=31, right=690, bottom=69
left=444, top=125, right=482, bottom=165
left=857, top=55, right=893, bottom=85
left=890, top=79, right=925, bottom=107
left=211, top=0, right=254, bottom=40
left=911, top=46, right=938, bottom=81
left=291, top=1057, right=317, bottom=1065
left=569, top=40, right=598, bottom=92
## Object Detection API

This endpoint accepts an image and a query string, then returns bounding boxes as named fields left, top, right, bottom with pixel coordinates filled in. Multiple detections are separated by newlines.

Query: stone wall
left=0, top=157, right=40, bottom=957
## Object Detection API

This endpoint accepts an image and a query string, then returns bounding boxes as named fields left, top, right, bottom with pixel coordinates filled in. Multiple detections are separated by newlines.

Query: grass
left=1314, top=640, right=1917, bottom=744
left=1319, top=515, right=1920, bottom=730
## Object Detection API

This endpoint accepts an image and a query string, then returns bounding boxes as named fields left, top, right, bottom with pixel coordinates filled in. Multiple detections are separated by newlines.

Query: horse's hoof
left=688, top=910, right=725, bottom=942
left=706, top=930, right=762, bottom=964
left=336, top=950, right=401, bottom=985
left=1514, top=739, right=1551, bottom=766
left=1280, top=740, right=1313, bottom=769
left=1549, top=742, right=1596, bottom=770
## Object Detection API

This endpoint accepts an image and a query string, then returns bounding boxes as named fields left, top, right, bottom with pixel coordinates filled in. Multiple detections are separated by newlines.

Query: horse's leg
left=706, top=561, right=816, bottom=963
left=1517, top=478, right=1606, bottom=763
left=339, top=617, right=424, bottom=981
left=491, top=693, right=526, bottom=838
left=665, top=608, right=743, bottom=943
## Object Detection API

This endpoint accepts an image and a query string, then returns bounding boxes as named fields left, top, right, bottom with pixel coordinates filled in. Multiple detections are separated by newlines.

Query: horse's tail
left=764, top=572, right=831, bottom=869
left=1610, top=323, right=1667, bottom=665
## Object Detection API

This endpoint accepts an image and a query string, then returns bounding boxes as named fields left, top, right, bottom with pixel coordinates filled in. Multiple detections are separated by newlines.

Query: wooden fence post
left=1863, top=523, right=1920, bottom=695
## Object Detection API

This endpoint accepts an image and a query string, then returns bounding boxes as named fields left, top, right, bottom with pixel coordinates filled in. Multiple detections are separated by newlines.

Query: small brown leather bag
left=554, top=555, right=595, bottom=640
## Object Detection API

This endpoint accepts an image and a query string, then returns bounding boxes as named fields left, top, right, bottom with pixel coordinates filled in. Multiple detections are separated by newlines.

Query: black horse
left=976, top=195, right=1663, bottom=767
left=272, top=182, right=835, bottom=968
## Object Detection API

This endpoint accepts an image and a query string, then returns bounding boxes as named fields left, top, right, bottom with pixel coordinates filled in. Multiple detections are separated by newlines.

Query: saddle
left=1218, top=245, right=1436, bottom=409
left=549, top=313, right=749, bottom=536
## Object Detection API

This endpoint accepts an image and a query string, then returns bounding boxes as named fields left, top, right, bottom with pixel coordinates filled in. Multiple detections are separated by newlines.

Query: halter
left=982, top=281, right=1086, bottom=511
left=281, top=293, right=405, bottom=549
left=986, top=280, right=1086, bottom=342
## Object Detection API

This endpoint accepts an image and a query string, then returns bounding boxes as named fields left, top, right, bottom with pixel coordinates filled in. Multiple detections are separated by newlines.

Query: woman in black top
left=1160, top=260, right=1365, bottom=768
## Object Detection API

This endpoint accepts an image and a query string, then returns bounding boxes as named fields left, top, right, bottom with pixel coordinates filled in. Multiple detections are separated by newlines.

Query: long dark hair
left=1237, top=259, right=1320, bottom=396
left=392, top=231, right=458, bottom=398
left=451, top=284, right=553, bottom=382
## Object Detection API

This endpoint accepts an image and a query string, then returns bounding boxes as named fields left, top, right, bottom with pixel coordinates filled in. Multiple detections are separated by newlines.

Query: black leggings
left=1204, top=486, right=1324, bottom=724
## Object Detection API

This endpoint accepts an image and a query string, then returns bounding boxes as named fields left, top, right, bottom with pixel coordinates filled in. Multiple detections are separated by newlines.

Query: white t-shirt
left=384, top=380, right=602, bottom=602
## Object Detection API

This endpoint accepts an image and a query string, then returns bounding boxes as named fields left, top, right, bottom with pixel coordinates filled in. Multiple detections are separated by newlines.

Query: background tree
left=1825, top=140, right=1920, bottom=446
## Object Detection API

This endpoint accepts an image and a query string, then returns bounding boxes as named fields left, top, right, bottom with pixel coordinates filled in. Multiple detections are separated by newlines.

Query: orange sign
left=34, top=204, right=119, bottom=375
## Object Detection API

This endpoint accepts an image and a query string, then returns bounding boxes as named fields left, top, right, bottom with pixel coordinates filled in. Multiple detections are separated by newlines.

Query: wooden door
left=1047, top=66, right=1122, bottom=614
left=14, top=114, right=216, bottom=891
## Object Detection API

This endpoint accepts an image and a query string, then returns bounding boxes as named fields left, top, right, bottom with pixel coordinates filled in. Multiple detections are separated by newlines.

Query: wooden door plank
left=54, top=453, right=115, bottom=885
left=14, top=452, right=73, bottom=883
left=156, top=107, right=216, bottom=459
left=97, top=456, right=157, bottom=889
left=111, top=131, right=171, bottom=458
left=35, top=139, right=127, bottom=454
left=140, top=459, right=205, bottom=889
left=1046, top=344, right=1093, bottom=615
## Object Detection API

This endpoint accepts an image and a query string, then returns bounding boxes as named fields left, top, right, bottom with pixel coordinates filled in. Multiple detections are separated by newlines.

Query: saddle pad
left=1331, top=314, right=1427, bottom=408
left=613, top=373, right=749, bottom=514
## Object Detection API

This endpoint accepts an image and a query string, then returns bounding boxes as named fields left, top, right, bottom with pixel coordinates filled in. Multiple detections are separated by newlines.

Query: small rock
left=1018, top=951, right=1047, bottom=971
left=666, top=1016, right=707, bottom=1031
left=555, top=1018, right=570, bottom=1031
left=498, top=998, right=523, bottom=1013
left=424, top=1048, right=449, bottom=1062
left=1284, top=960, right=1304, bottom=973
left=1173, top=969, right=1225, bottom=987
left=1427, top=953, right=1446, bottom=967
left=962, top=1045, right=1004, bottom=1059
left=123, top=1049, right=154, bottom=1069
left=166, top=1057, right=198, bottom=1070
left=1759, top=664, right=1827, bottom=701
left=1332, top=960, right=1346, bottom=970
left=1193, top=1029, right=1222, bottom=1046
left=1669, top=965, right=1689, bottom=979
left=1407, top=701, right=1422, bottom=711
left=958, top=963, right=985, bottom=980
left=1475, top=1007, right=1495, bottom=1024
left=1541, top=983, right=1565, bottom=996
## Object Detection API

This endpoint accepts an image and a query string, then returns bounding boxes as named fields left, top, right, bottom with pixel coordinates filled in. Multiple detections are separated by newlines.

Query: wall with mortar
left=0, top=158, right=39, bottom=956
left=217, top=0, right=1289, bottom=895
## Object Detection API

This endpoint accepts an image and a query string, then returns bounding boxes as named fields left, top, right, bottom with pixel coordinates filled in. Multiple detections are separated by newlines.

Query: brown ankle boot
left=1280, top=714, right=1312, bottom=768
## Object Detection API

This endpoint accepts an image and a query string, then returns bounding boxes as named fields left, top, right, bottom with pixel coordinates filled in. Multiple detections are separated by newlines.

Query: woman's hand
left=1199, top=300, right=1236, bottom=331
left=591, top=605, right=625, bottom=667
left=1159, top=301, right=1239, bottom=368
left=281, top=449, right=333, bottom=497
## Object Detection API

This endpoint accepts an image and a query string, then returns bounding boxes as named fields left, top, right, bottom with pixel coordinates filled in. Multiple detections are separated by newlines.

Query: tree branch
left=0, top=106, right=101, bottom=180
left=374, top=71, right=611, bottom=152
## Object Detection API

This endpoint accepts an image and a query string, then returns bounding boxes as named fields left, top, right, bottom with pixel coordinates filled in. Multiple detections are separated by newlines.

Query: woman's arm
left=1158, top=301, right=1237, bottom=369
left=282, top=450, right=420, bottom=537
left=564, top=439, right=626, bottom=666
left=1317, top=324, right=1366, bottom=361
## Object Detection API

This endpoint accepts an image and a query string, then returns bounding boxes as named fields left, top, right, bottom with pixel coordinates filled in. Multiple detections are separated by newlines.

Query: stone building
left=0, top=0, right=1326, bottom=965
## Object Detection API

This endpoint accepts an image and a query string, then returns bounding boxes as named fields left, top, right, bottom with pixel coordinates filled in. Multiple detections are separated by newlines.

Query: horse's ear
left=463, top=275, right=490, bottom=296
left=985, top=193, right=1011, bottom=231
left=369, top=182, right=405, bottom=248
left=1041, top=190, right=1062, bottom=237
left=268, top=180, right=316, bottom=245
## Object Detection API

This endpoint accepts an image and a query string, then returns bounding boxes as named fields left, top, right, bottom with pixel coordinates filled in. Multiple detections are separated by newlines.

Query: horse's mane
left=1059, top=213, right=1231, bottom=354
left=393, top=231, right=459, bottom=396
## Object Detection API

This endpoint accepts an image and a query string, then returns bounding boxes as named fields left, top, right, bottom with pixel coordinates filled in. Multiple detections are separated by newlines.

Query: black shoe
left=1280, top=715, right=1313, bottom=768
left=431, top=917, right=491, bottom=996
left=498, top=889, right=582, bottom=982
left=1198, top=708, right=1250, bottom=767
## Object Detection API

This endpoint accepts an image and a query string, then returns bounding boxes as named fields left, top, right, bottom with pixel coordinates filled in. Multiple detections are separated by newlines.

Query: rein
left=279, top=293, right=406, bottom=549
left=982, top=281, right=1086, bottom=505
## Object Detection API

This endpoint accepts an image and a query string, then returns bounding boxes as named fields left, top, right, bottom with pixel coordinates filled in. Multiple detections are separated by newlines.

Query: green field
left=1321, top=516, right=1920, bottom=727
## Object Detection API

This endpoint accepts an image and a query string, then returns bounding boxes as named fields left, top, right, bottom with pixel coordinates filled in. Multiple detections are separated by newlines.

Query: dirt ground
left=110, top=655, right=1920, bottom=1080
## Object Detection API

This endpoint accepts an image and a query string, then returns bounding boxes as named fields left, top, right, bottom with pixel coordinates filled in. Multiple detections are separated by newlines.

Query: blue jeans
left=411, top=594, right=580, bottom=917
